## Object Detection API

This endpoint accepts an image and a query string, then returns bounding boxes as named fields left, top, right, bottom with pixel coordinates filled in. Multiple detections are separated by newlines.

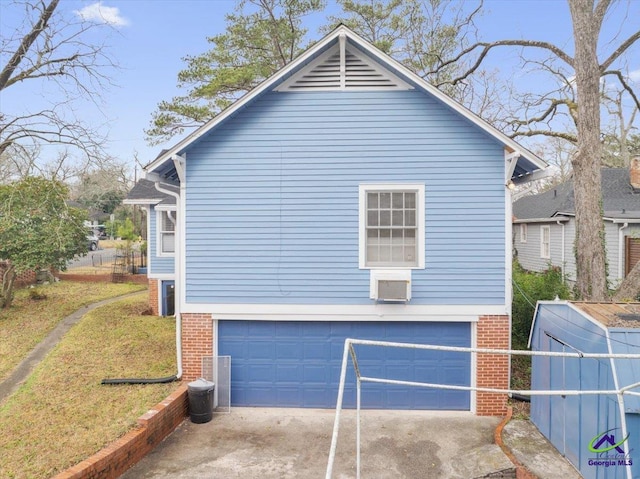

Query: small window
left=540, top=225, right=550, bottom=259
left=520, top=224, right=527, bottom=243
left=359, top=184, right=425, bottom=269
left=158, top=210, right=175, bottom=255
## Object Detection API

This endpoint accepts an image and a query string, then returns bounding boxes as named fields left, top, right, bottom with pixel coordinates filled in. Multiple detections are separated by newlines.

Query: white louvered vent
left=276, top=37, right=412, bottom=92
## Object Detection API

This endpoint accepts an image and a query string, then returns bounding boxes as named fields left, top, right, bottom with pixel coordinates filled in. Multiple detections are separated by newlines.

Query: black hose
left=101, top=375, right=179, bottom=385
left=509, top=392, right=531, bottom=403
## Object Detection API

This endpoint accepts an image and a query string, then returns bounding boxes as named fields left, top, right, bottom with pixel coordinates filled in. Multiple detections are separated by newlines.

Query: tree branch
left=602, top=70, right=640, bottom=111
left=511, top=129, right=578, bottom=143
left=0, top=0, right=59, bottom=90
left=435, top=39, right=574, bottom=87
left=600, top=29, right=640, bottom=71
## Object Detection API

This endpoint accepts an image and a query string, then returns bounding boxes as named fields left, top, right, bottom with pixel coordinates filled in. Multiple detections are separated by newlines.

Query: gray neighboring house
left=513, top=164, right=640, bottom=287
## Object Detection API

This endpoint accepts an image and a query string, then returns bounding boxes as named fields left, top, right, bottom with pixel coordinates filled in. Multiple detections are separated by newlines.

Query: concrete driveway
left=120, top=408, right=515, bottom=479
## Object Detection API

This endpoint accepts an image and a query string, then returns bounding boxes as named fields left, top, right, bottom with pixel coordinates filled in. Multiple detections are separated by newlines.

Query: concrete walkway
left=503, top=419, right=583, bottom=479
left=0, top=291, right=146, bottom=404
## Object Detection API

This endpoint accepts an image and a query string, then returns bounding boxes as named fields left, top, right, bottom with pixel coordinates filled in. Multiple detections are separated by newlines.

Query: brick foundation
left=52, top=385, right=188, bottom=479
left=181, top=313, right=213, bottom=381
left=148, top=279, right=159, bottom=315
left=476, top=315, right=510, bottom=416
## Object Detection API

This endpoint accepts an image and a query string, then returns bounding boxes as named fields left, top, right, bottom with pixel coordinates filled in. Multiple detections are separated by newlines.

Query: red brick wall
left=149, top=279, right=159, bottom=315
left=52, top=385, right=188, bottom=479
left=476, top=315, right=510, bottom=416
left=56, top=273, right=148, bottom=284
left=0, top=261, right=36, bottom=286
left=181, top=313, right=213, bottom=381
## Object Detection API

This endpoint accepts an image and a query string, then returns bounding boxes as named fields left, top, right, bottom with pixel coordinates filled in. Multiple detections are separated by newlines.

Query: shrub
left=512, top=260, right=572, bottom=349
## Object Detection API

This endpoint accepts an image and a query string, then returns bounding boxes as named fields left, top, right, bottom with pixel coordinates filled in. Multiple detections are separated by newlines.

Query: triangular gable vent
left=276, top=34, right=412, bottom=92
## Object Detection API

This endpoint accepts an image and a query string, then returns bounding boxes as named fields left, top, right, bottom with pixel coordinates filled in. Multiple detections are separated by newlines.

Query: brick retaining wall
left=52, top=384, right=188, bottom=479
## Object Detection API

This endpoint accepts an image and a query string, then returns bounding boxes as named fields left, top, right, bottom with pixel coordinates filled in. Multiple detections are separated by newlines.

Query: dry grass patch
left=0, top=295, right=178, bottom=479
left=0, top=281, right=146, bottom=381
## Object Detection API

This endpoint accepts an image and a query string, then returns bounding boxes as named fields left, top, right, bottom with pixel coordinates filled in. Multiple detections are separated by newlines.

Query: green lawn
left=0, top=281, right=147, bottom=381
left=0, top=292, right=178, bottom=479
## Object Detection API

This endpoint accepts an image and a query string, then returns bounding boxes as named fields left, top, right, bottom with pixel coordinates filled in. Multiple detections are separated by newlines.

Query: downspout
left=152, top=179, right=182, bottom=381
left=557, top=220, right=565, bottom=278
left=102, top=160, right=184, bottom=385
left=619, top=222, right=628, bottom=281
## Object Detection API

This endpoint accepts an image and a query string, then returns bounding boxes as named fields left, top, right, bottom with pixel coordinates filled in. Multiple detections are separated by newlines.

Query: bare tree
left=0, top=0, right=118, bottom=165
left=601, top=82, right=639, bottom=167
left=435, top=0, right=640, bottom=300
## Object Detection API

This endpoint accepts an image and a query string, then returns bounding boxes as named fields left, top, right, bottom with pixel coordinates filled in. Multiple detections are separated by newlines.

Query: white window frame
left=520, top=224, right=527, bottom=243
left=359, top=183, right=425, bottom=269
left=156, top=208, right=176, bottom=257
left=540, top=225, right=550, bottom=259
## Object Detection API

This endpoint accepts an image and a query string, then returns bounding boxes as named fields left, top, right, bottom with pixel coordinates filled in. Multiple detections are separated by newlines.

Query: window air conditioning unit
left=370, top=270, right=411, bottom=302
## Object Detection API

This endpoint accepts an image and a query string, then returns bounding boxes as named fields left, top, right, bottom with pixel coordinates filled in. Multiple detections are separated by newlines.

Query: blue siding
left=218, top=320, right=470, bottom=409
left=610, top=330, right=640, bottom=413
left=184, top=89, right=506, bottom=305
left=148, top=205, right=174, bottom=275
left=531, top=303, right=633, bottom=479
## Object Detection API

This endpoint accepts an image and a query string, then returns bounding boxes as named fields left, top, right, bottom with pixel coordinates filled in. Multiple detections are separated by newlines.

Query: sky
left=1, top=0, right=639, bottom=176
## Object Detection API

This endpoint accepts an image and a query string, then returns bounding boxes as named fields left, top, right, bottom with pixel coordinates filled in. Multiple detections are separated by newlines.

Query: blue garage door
left=218, top=321, right=471, bottom=409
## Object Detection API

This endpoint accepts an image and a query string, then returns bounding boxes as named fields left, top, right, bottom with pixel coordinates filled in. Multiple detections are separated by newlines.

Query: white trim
left=143, top=206, right=152, bottom=275
left=181, top=302, right=506, bottom=321
left=144, top=25, right=546, bottom=178
left=155, top=204, right=177, bottom=212
left=147, top=273, right=175, bottom=281
left=618, top=222, right=629, bottom=279
left=358, top=183, right=425, bottom=269
left=123, top=198, right=162, bottom=205
left=540, top=225, right=551, bottom=259
left=504, top=174, right=513, bottom=339
left=178, top=161, right=187, bottom=316
left=513, top=217, right=570, bottom=224
left=605, top=217, right=640, bottom=223
left=470, top=321, right=477, bottom=414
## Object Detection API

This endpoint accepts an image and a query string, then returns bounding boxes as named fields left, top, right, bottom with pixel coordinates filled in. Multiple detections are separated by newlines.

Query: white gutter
left=150, top=167, right=183, bottom=380
left=618, top=222, right=628, bottom=280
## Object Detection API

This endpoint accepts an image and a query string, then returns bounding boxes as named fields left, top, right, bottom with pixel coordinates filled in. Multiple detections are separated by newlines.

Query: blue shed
left=530, top=301, right=640, bottom=479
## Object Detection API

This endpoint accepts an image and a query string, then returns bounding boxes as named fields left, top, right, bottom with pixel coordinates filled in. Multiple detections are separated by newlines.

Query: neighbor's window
left=158, top=210, right=176, bottom=255
left=359, top=184, right=425, bottom=268
left=540, top=225, right=550, bottom=259
left=520, top=224, right=527, bottom=243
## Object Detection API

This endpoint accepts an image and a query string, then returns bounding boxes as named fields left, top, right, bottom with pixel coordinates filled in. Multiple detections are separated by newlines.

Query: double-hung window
left=520, top=224, right=527, bottom=243
left=359, top=184, right=425, bottom=269
left=158, top=209, right=176, bottom=256
left=540, top=225, right=550, bottom=259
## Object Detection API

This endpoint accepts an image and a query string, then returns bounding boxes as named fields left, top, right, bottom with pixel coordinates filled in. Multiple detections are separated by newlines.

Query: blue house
left=530, top=301, right=640, bottom=478
left=130, top=26, right=546, bottom=414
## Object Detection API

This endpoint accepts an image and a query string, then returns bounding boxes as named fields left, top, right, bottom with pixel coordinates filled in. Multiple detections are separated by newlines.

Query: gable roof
left=144, top=25, right=547, bottom=183
left=123, top=178, right=177, bottom=206
left=513, top=168, right=640, bottom=221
